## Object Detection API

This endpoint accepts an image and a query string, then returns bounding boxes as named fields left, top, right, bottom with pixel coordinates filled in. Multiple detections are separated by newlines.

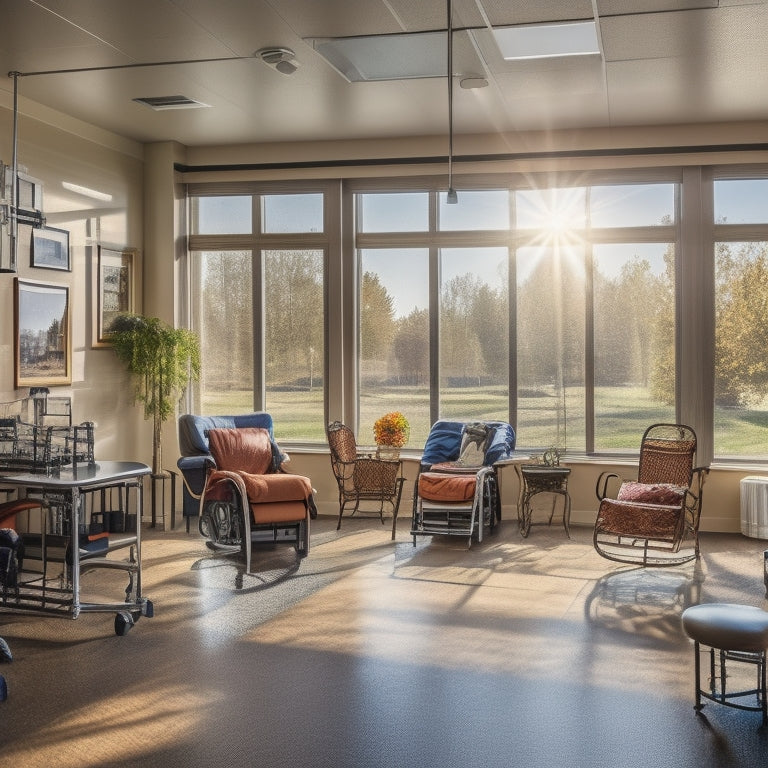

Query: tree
left=360, top=271, right=396, bottom=360
left=264, top=250, right=323, bottom=389
left=201, top=251, right=253, bottom=391
left=714, top=242, right=768, bottom=406
left=469, top=282, right=508, bottom=381
left=393, top=309, right=429, bottom=385
left=441, top=273, right=484, bottom=382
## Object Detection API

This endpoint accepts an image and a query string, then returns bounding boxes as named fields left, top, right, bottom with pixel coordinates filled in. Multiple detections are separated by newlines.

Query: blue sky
left=197, top=179, right=766, bottom=317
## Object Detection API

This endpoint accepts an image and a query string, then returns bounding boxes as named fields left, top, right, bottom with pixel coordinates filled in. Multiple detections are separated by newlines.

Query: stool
left=681, top=603, right=768, bottom=725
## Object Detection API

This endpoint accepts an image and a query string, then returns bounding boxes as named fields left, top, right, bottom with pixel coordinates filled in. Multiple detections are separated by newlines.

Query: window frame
left=181, top=165, right=768, bottom=463
left=186, top=180, right=338, bottom=443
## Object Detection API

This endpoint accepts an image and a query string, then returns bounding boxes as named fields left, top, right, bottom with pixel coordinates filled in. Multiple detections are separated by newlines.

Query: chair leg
left=693, top=641, right=703, bottom=714
left=760, top=650, right=767, bottom=726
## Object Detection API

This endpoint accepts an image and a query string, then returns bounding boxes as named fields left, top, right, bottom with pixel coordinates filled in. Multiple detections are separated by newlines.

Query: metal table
left=517, top=464, right=572, bottom=539
left=0, top=460, right=153, bottom=635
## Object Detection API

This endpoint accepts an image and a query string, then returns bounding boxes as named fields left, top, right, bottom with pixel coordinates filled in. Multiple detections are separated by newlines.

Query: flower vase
left=376, top=445, right=400, bottom=461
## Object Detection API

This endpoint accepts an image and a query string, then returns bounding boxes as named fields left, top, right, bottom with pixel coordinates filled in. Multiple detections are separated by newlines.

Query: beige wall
left=0, top=95, right=150, bottom=466
left=3, top=93, right=768, bottom=536
left=289, top=450, right=764, bottom=537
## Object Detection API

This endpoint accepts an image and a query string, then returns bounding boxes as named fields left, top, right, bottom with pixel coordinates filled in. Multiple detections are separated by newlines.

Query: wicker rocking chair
left=326, top=421, right=405, bottom=539
left=594, top=423, right=709, bottom=566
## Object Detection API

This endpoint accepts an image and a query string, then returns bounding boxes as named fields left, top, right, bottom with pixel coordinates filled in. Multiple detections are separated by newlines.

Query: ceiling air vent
left=133, top=95, right=210, bottom=111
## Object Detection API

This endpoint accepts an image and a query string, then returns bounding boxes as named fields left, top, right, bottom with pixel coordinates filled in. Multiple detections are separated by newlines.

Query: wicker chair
left=326, top=421, right=405, bottom=539
left=593, top=423, right=709, bottom=566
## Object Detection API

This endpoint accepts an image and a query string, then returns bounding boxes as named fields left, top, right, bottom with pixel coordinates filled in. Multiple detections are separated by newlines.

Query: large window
left=184, top=169, right=768, bottom=462
left=359, top=249, right=430, bottom=445
left=193, top=250, right=254, bottom=412
left=188, top=189, right=328, bottom=442
left=713, top=177, right=768, bottom=456
left=354, top=180, right=677, bottom=452
left=263, top=249, right=324, bottom=438
left=592, top=242, right=675, bottom=449
left=356, top=189, right=511, bottom=447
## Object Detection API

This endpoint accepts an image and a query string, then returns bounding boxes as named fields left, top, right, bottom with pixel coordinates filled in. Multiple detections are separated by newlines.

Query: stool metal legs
left=693, top=640, right=768, bottom=725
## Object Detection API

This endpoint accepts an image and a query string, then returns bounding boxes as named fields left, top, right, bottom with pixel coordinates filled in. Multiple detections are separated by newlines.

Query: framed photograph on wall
left=14, top=278, right=71, bottom=388
left=31, top=226, right=70, bottom=271
left=95, top=245, right=137, bottom=346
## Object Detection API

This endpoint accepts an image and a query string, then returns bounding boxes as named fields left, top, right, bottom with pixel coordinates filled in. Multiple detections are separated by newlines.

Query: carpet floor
left=1, top=514, right=767, bottom=768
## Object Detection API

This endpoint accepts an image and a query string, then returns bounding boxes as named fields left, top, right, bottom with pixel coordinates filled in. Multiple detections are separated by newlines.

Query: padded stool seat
left=682, top=603, right=768, bottom=724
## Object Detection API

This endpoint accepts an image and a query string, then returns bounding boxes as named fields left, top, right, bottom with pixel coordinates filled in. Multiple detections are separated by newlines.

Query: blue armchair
left=177, top=412, right=285, bottom=531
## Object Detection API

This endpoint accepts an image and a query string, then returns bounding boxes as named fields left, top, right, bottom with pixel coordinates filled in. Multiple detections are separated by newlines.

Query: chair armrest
left=596, top=471, right=624, bottom=501
left=177, top=455, right=215, bottom=498
left=687, top=465, right=710, bottom=505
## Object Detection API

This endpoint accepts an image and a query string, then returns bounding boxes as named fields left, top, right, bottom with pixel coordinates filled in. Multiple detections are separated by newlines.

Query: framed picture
left=14, top=278, right=71, bottom=388
left=31, top=226, right=70, bottom=271
left=95, top=245, right=136, bottom=346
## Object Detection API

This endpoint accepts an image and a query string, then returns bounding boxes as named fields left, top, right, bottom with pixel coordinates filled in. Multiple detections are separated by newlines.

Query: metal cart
left=0, top=460, right=153, bottom=636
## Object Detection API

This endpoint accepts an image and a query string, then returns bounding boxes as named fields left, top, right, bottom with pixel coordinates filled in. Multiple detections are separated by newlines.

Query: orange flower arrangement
left=373, top=411, right=410, bottom=448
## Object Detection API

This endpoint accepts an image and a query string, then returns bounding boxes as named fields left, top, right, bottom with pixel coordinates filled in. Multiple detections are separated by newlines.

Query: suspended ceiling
left=0, top=0, right=766, bottom=148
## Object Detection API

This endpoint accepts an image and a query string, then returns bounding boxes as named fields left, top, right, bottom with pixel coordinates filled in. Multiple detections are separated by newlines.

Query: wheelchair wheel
left=0, top=674, right=6, bottom=702
left=114, top=610, right=135, bottom=636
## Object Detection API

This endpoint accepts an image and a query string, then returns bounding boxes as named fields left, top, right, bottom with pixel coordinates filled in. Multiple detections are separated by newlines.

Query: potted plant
left=109, top=313, right=200, bottom=476
left=373, top=411, right=410, bottom=460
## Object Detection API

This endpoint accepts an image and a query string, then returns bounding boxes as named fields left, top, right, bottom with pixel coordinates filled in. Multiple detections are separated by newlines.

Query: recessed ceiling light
left=309, top=31, right=446, bottom=82
left=493, top=20, right=600, bottom=60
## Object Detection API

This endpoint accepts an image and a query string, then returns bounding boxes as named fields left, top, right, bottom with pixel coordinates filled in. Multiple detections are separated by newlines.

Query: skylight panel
left=493, top=20, right=600, bottom=60
left=310, top=31, right=446, bottom=82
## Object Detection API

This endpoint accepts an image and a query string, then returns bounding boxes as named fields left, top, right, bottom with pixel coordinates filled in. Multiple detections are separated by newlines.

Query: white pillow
left=458, top=423, right=491, bottom=467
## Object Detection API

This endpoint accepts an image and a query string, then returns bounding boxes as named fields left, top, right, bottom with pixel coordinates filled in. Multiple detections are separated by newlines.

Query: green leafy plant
left=110, top=313, right=200, bottom=475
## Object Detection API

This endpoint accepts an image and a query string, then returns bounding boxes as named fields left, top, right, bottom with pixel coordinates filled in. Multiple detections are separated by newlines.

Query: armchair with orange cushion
left=410, top=420, right=516, bottom=547
left=199, top=427, right=315, bottom=573
left=177, top=411, right=282, bottom=531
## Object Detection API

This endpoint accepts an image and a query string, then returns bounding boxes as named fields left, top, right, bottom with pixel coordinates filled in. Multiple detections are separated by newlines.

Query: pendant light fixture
left=446, top=0, right=457, bottom=204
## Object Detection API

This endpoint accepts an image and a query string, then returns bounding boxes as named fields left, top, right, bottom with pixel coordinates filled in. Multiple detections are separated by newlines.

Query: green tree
left=517, top=249, right=585, bottom=388
left=393, top=308, right=429, bottom=385
left=360, top=271, right=396, bottom=360
left=441, top=273, right=483, bottom=382
left=201, top=251, right=252, bottom=391
left=596, top=257, right=667, bottom=389
left=264, top=250, right=324, bottom=389
left=470, top=282, right=508, bottom=381
left=715, top=242, right=768, bottom=406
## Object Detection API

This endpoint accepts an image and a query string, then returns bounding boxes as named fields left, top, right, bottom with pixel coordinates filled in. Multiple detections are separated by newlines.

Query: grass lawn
left=201, top=385, right=768, bottom=455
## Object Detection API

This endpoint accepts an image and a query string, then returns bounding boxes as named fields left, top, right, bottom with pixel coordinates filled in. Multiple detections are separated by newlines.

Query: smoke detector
left=256, top=47, right=298, bottom=75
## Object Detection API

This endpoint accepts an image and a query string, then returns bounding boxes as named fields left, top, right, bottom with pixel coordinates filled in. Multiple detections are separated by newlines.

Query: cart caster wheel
left=115, top=611, right=135, bottom=636
left=142, top=599, right=154, bottom=618
left=0, top=675, right=7, bottom=702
